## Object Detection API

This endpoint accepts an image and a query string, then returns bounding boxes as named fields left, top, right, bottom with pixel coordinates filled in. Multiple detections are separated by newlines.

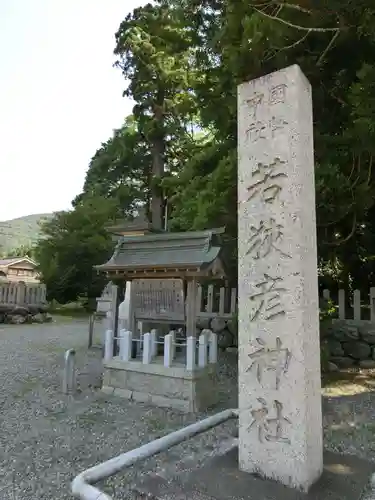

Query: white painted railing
left=321, top=288, right=375, bottom=321
left=104, top=328, right=218, bottom=369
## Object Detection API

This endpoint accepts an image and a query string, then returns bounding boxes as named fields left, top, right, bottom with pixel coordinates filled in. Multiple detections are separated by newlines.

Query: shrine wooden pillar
left=112, top=280, right=125, bottom=357
left=185, top=278, right=198, bottom=337
left=127, top=279, right=140, bottom=358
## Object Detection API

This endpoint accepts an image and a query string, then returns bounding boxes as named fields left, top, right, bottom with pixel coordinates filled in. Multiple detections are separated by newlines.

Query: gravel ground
left=1, top=317, right=375, bottom=500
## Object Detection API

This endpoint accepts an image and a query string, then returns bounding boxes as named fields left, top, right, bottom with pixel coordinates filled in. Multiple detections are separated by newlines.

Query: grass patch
left=322, top=368, right=375, bottom=396
left=49, top=308, right=91, bottom=318
left=49, top=300, right=93, bottom=318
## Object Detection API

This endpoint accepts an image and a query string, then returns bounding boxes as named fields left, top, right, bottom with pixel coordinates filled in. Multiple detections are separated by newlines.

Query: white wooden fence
left=0, top=281, right=46, bottom=307
left=104, top=328, right=218, bottom=370
left=321, top=288, right=375, bottom=321
left=197, top=284, right=237, bottom=318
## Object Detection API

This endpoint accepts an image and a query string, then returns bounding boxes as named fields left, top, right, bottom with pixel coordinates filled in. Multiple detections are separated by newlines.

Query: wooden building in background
left=0, top=257, right=40, bottom=283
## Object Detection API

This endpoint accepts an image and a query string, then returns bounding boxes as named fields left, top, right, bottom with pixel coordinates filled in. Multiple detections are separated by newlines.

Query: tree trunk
left=151, top=138, right=164, bottom=231
left=150, top=98, right=165, bottom=231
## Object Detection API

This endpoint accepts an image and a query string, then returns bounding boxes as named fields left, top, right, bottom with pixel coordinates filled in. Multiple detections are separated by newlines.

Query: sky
left=0, top=0, right=148, bottom=221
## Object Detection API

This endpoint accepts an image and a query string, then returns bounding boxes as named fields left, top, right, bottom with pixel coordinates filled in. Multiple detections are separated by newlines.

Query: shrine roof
left=95, top=228, right=226, bottom=276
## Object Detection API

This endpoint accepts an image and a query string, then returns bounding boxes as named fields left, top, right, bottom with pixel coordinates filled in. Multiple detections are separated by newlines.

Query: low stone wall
left=322, top=319, right=375, bottom=370
left=102, top=358, right=219, bottom=413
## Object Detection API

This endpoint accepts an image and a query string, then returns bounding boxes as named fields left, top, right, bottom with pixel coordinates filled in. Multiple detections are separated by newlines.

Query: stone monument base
left=102, top=357, right=218, bottom=413
left=133, top=446, right=374, bottom=499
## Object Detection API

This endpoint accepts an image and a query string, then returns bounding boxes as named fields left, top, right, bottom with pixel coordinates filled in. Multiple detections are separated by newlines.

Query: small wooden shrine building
left=95, top=225, right=226, bottom=338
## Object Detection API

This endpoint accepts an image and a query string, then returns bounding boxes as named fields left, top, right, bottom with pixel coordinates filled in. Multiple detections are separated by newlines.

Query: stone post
left=237, top=65, right=323, bottom=492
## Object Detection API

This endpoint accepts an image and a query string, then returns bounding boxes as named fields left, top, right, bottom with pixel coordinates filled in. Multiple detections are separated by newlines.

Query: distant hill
left=0, top=213, right=53, bottom=254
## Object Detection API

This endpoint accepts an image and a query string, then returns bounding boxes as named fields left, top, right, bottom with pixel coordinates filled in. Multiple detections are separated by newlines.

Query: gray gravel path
left=0, top=318, right=237, bottom=499
left=1, top=318, right=375, bottom=499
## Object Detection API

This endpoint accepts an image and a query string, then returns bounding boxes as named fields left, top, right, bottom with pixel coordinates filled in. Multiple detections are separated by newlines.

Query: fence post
left=219, top=287, right=225, bottom=315
left=119, top=330, right=132, bottom=362
left=164, top=333, right=173, bottom=367
left=143, top=332, right=152, bottom=364
left=104, top=311, right=112, bottom=331
left=88, top=314, right=95, bottom=348
left=207, top=285, right=214, bottom=313
left=208, top=331, right=218, bottom=364
left=170, top=330, right=176, bottom=359
left=186, top=336, right=196, bottom=371
left=16, top=282, right=26, bottom=305
left=196, top=286, right=203, bottom=313
left=150, top=329, right=158, bottom=358
left=230, top=288, right=237, bottom=314
left=62, top=349, right=76, bottom=394
left=118, top=329, right=124, bottom=358
left=370, top=287, right=375, bottom=323
left=338, top=289, right=345, bottom=320
left=353, top=289, right=361, bottom=321
left=198, top=332, right=208, bottom=368
left=104, top=330, right=114, bottom=361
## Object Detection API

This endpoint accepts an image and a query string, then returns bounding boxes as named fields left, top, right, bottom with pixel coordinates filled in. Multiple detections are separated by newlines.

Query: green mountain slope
left=0, top=213, right=52, bottom=254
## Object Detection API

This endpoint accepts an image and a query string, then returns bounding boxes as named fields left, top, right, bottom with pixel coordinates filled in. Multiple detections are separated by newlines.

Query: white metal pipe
left=72, top=408, right=238, bottom=500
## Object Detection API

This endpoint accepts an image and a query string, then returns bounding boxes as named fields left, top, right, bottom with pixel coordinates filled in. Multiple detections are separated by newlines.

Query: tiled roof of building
left=96, top=228, right=225, bottom=275
left=0, top=257, right=36, bottom=267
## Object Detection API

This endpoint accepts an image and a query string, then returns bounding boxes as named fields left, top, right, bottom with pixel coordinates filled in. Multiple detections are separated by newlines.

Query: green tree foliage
left=114, top=3, right=200, bottom=228
left=73, top=117, right=151, bottom=215
left=34, top=196, right=118, bottom=304
left=162, top=0, right=375, bottom=290
left=3, top=244, right=35, bottom=259
left=36, top=0, right=375, bottom=301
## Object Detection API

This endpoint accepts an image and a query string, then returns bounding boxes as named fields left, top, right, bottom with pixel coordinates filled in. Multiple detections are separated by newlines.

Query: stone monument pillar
left=237, top=65, right=323, bottom=491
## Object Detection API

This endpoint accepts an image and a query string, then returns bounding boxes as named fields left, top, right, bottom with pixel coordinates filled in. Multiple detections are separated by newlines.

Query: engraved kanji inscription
left=248, top=398, right=291, bottom=444
left=246, top=94, right=264, bottom=120
left=270, top=84, right=287, bottom=105
left=246, top=218, right=291, bottom=259
left=246, top=121, right=267, bottom=142
left=247, top=157, right=287, bottom=204
left=249, top=273, right=286, bottom=321
left=246, top=337, right=291, bottom=389
left=271, top=115, right=288, bottom=137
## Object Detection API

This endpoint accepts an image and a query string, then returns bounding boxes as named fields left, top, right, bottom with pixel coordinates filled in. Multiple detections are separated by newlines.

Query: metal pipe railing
left=62, top=349, right=76, bottom=394
left=71, top=408, right=238, bottom=500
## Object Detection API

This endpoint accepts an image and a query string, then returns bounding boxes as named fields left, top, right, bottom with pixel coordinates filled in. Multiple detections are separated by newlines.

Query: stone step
left=132, top=447, right=374, bottom=500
